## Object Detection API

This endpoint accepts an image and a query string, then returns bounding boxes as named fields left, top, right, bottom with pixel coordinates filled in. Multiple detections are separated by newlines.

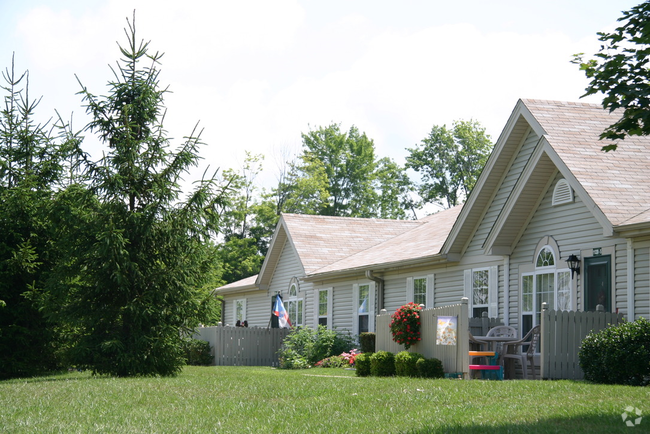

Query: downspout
left=366, top=270, right=385, bottom=311
left=503, top=255, right=510, bottom=326
left=627, top=238, right=634, bottom=319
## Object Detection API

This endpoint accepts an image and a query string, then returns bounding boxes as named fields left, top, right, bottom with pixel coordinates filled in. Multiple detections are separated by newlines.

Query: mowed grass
left=1, top=366, right=649, bottom=433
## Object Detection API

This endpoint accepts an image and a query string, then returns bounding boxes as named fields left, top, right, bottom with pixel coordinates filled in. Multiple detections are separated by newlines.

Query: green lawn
left=1, top=366, right=648, bottom=433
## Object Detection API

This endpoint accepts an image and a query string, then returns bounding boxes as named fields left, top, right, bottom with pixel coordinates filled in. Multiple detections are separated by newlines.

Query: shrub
left=394, top=351, right=424, bottom=377
left=277, top=325, right=355, bottom=368
left=390, top=303, right=422, bottom=349
left=359, top=332, right=376, bottom=353
left=370, top=351, right=395, bottom=377
left=355, top=353, right=372, bottom=377
left=182, top=338, right=213, bottom=366
left=316, top=355, right=346, bottom=368
left=579, top=317, right=650, bottom=386
left=416, top=357, right=444, bottom=379
left=278, top=349, right=310, bottom=369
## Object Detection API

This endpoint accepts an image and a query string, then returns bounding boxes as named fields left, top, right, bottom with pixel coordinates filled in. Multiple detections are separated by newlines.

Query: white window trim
left=521, top=244, right=573, bottom=340
left=233, top=299, right=246, bottom=324
left=352, top=282, right=375, bottom=335
left=314, top=287, right=333, bottom=329
left=406, top=274, right=435, bottom=308
left=464, top=266, right=498, bottom=318
left=286, top=278, right=303, bottom=327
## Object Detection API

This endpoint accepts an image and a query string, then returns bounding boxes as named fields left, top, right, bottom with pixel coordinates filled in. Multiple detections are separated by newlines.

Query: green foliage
left=0, top=56, right=80, bottom=379
left=274, top=124, right=415, bottom=219
left=394, top=351, right=424, bottom=377
left=573, top=2, right=650, bottom=150
left=45, top=16, right=230, bottom=377
left=406, top=119, right=492, bottom=209
left=416, top=357, right=444, bottom=379
left=579, top=318, right=650, bottom=386
left=278, top=349, right=310, bottom=369
left=354, top=352, right=372, bottom=377
left=370, top=350, right=395, bottom=377
left=182, top=338, right=213, bottom=366
left=359, top=332, right=376, bottom=354
left=277, top=325, right=355, bottom=369
left=316, top=355, right=346, bottom=368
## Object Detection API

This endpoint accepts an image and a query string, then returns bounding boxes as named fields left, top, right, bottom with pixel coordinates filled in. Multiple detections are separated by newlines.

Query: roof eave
left=303, top=253, right=454, bottom=282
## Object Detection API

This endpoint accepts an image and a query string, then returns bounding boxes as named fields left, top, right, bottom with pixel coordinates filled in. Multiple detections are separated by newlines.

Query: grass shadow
left=409, top=413, right=640, bottom=434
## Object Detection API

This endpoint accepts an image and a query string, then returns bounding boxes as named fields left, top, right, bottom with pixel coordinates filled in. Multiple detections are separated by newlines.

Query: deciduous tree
left=573, top=1, right=650, bottom=151
left=406, top=120, right=492, bottom=209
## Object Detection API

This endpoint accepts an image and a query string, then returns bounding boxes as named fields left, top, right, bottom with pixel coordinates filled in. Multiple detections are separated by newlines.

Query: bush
left=390, top=303, right=422, bottom=349
left=370, top=351, right=395, bottom=377
left=579, top=318, right=650, bottom=386
left=359, top=332, right=376, bottom=353
left=182, top=338, right=213, bottom=366
left=394, top=351, right=424, bottom=377
left=416, top=357, right=444, bottom=379
left=354, top=353, right=372, bottom=377
left=277, top=325, right=355, bottom=368
left=316, top=355, right=346, bottom=368
left=278, top=349, right=310, bottom=369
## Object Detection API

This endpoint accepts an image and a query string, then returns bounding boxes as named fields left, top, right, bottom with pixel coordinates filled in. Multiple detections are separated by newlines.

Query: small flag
left=273, top=294, right=292, bottom=328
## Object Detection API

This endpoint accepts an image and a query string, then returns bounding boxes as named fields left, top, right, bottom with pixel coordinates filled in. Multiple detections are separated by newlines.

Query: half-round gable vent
left=552, top=179, right=574, bottom=206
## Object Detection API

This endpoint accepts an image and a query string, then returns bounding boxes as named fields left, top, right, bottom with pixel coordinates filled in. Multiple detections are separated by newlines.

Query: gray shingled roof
left=310, top=206, right=462, bottom=276
left=523, top=99, right=650, bottom=227
left=281, top=213, right=423, bottom=274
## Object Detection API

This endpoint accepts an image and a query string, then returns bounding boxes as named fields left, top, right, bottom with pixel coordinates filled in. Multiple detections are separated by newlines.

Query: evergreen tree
left=0, top=56, right=79, bottom=379
left=46, top=15, right=226, bottom=376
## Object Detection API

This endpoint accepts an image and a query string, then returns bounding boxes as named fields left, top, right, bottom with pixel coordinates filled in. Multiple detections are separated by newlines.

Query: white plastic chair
left=485, top=325, right=517, bottom=357
left=501, top=325, right=540, bottom=379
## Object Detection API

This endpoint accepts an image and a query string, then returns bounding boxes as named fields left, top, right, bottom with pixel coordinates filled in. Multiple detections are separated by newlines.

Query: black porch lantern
left=566, top=254, right=580, bottom=278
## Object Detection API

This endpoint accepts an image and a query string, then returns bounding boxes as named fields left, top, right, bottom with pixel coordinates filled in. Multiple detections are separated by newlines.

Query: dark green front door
left=584, top=255, right=611, bottom=312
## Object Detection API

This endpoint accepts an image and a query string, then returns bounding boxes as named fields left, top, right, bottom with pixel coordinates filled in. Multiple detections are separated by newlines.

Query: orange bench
left=468, top=351, right=502, bottom=380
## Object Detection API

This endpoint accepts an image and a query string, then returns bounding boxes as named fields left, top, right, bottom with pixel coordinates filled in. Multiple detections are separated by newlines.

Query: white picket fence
left=540, top=303, right=625, bottom=380
left=194, top=326, right=291, bottom=367
left=376, top=298, right=470, bottom=375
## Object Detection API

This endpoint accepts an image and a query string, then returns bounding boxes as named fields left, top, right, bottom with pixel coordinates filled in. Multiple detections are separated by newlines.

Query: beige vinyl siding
left=431, top=269, right=465, bottom=306
left=634, top=247, right=650, bottom=319
left=510, top=174, right=617, bottom=323
left=330, top=280, right=354, bottom=332
left=465, top=130, right=539, bottom=257
left=382, top=272, right=409, bottom=314
left=268, top=240, right=304, bottom=296
left=221, top=290, right=269, bottom=327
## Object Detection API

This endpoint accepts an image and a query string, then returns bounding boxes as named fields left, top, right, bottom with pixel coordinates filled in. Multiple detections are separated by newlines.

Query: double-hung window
left=353, top=282, right=375, bottom=335
left=406, top=275, right=435, bottom=308
left=316, top=288, right=332, bottom=328
left=234, top=299, right=246, bottom=324
left=464, top=266, right=498, bottom=318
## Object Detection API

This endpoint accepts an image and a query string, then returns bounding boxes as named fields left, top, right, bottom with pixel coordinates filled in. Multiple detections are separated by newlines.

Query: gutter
left=365, top=270, right=385, bottom=311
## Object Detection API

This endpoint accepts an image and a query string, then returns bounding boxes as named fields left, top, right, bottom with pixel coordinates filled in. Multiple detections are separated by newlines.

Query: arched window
left=286, top=278, right=303, bottom=326
left=521, top=242, right=571, bottom=337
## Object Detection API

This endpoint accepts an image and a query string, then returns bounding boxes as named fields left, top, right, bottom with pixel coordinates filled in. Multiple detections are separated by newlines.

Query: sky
left=0, top=0, right=642, bottom=193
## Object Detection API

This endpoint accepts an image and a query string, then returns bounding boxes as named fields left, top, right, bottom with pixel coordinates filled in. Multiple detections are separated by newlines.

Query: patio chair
left=469, top=332, right=488, bottom=352
left=485, top=325, right=517, bottom=356
left=501, top=325, right=540, bottom=380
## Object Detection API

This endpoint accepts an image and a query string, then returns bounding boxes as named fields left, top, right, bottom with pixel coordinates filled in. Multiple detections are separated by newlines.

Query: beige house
left=216, top=99, right=650, bottom=339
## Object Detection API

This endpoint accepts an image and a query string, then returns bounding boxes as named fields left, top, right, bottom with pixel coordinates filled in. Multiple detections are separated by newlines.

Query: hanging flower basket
left=389, top=302, right=422, bottom=350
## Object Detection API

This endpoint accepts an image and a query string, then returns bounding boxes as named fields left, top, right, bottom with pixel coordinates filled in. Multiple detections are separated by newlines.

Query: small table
left=474, top=336, right=519, bottom=378
left=473, top=336, right=518, bottom=352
